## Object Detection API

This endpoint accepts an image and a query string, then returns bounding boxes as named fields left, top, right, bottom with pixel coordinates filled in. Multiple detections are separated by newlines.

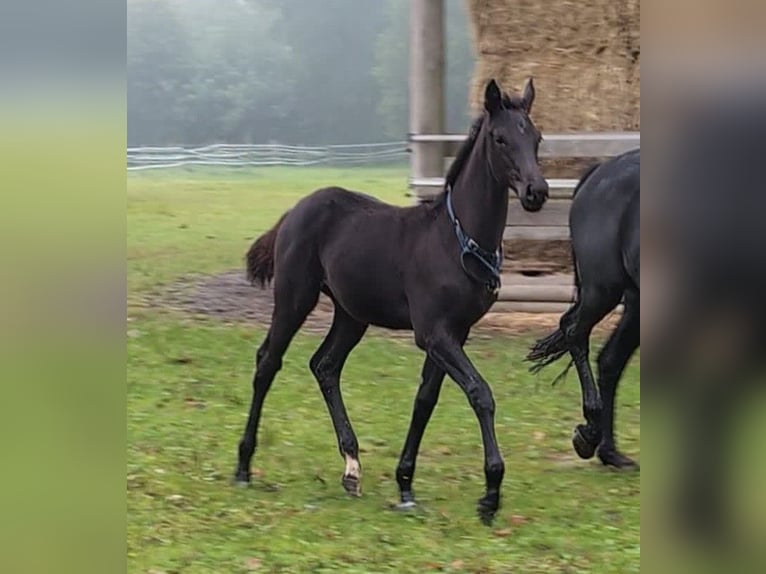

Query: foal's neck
left=450, top=134, right=509, bottom=252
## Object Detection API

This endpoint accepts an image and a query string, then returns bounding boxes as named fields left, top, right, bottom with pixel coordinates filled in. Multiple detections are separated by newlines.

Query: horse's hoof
left=572, top=424, right=598, bottom=460
left=233, top=470, right=251, bottom=486
left=395, top=490, right=417, bottom=511
left=477, top=505, right=498, bottom=526
left=342, top=474, right=362, bottom=497
left=598, top=449, right=640, bottom=470
left=477, top=494, right=500, bottom=526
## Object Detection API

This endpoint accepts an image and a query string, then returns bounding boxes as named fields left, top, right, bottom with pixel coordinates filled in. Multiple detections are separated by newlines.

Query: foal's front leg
left=395, top=357, right=447, bottom=508
left=420, top=328, right=505, bottom=524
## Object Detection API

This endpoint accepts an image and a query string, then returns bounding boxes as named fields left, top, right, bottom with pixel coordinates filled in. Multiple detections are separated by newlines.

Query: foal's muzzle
left=520, top=181, right=549, bottom=212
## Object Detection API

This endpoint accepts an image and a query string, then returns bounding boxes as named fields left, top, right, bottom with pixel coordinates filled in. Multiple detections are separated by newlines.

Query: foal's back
left=275, top=186, right=429, bottom=264
left=272, top=186, right=432, bottom=329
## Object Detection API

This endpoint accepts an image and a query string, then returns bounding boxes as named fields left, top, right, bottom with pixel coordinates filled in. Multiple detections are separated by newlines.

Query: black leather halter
left=445, top=184, right=503, bottom=292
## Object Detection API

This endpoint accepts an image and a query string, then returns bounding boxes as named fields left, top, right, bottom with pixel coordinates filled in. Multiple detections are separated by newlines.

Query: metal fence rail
left=127, top=142, right=409, bottom=171
left=128, top=133, right=639, bottom=313
left=409, top=131, right=640, bottom=158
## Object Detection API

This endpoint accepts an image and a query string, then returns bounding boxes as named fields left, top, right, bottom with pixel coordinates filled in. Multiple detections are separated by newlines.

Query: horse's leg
left=563, top=286, right=623, bottom=460
left=394, top=356, right=447, bottom=508
left=419, top=326, right=503, bottom=524
left=309, top=305, right=367, bottom=496
left=596, top=290, right=640, bottom=469
left=234, top=282, right=319, bottom=484
left=255, top=331, right=270, bottom=368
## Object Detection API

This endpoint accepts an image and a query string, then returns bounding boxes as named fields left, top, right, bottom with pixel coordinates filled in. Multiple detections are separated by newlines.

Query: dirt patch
left=155, top=240, right=584, bottom=336
left=159, top=269, right=336, bottom=334
left=157, top=269, right=579, bottom=337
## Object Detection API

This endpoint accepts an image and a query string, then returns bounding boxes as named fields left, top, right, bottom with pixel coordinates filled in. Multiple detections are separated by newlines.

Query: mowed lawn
left=127, top=166, right=640, bottom=573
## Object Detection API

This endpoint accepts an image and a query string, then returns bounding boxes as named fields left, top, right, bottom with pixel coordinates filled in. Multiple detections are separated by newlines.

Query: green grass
left=128, top=166, right=640, bottom=573
left=127, top=165, right=410, bottom=296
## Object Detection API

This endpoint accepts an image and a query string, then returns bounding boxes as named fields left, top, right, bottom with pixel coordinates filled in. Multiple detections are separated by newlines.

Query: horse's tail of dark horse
left=246, top=212, right=289, bottom=287
left=526, top=294, right=576, bottom=383
left=526, top=161, right=601, bottom=381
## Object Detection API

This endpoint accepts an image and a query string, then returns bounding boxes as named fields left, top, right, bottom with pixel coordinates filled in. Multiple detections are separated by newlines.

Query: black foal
left=235, top=79, right=549, bottom=522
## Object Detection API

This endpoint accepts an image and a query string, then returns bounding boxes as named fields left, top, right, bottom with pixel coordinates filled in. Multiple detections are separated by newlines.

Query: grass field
left=127, top=166, right=640, bottom=573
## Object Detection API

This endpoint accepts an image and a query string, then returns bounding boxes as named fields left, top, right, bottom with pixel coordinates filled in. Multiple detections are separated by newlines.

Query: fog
left=127, top=0, right=474, bottom=146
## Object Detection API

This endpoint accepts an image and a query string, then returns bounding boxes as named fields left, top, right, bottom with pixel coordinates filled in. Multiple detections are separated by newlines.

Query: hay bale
left=465, top=0, right=640, bottom=132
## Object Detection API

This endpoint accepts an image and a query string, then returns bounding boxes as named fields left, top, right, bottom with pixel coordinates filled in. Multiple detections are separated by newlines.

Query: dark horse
left=527, top=148, right=639, bottom=469
left=234, top=79, right=549, bottom=521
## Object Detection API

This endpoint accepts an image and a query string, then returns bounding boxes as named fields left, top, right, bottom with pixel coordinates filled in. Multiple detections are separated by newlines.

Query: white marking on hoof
left=344, top=454, right=361, bottom=480
left=342, top=455, right=362, bottom=496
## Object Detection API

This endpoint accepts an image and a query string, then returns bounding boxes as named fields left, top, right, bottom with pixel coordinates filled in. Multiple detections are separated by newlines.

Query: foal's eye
left=494, top=135, right=506, bottom=146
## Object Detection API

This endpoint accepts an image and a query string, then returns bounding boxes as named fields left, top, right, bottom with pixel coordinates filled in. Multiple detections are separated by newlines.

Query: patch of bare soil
left=157, top=269, right=582, bottom=337
left=159, top=270, right=336, bottom=334
left=152, top=239, right=625, bottom=336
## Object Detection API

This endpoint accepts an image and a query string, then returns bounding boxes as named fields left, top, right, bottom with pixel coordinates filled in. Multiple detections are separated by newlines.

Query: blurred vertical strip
left=0, top=1, right=126, bottom=574
left=643, top=0, right=766, bottom=572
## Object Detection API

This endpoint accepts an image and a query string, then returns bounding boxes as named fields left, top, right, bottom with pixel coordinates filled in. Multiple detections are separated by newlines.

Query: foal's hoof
left=233, top=468, right=252, bottom=486
left=395, top=491, right=417, bottom=511
left=342, top=474, right=362, bottom=497
left=598, top=449, right=640, bottom=470
left=477, top=493, right=500, bottom=526
left=572, top=424, right=599, bottom=460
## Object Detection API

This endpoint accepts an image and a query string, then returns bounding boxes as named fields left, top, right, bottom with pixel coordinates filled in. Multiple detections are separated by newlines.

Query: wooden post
left=409, top=0, right=445, bottom=203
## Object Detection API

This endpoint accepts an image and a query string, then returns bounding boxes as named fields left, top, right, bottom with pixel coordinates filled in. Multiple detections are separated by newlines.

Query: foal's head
left=482, top=78, right=548, bottom=212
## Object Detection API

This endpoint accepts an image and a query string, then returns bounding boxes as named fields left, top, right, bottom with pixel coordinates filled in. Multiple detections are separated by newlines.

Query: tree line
left=128, top=0, right=474, bottom=146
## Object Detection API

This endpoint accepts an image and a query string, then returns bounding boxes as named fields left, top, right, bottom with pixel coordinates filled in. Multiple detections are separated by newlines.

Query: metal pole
left=409, top=0, right=445, bottom=202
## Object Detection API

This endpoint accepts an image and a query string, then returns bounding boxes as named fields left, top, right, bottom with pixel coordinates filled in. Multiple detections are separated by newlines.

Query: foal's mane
left=441, top=114, right=485, bottom=198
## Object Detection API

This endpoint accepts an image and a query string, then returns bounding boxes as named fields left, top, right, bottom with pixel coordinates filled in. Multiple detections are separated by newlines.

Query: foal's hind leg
left=596, top=290, right=639, bottom=469
left=309, top=305, right=367, bottom=496
left=564, top=286, right=623, bottom=460
left=234, top=282, right=319, bottom=484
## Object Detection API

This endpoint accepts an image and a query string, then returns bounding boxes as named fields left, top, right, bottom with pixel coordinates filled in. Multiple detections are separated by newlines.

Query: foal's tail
left=246, top=212, right=289, bottom=287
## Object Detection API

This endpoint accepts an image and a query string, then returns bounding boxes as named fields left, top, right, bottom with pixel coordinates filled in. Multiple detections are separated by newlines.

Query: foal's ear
left=484, top=79, right=503, bottom=115
left=521, top=77, right=536, bottom=114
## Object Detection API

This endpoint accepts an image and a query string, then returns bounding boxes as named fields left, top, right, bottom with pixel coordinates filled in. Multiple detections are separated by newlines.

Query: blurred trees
left=127, top=0, right=473, bottom=146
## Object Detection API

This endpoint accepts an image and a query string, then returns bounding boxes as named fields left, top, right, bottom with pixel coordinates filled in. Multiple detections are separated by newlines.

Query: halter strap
left=445, top=185, right=503, bottom=292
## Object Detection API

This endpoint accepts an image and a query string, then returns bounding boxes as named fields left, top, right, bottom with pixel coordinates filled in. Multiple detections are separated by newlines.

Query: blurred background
left=127, top=0, right=639, bottom=148
left=127, top=0, right=474, bottom=146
